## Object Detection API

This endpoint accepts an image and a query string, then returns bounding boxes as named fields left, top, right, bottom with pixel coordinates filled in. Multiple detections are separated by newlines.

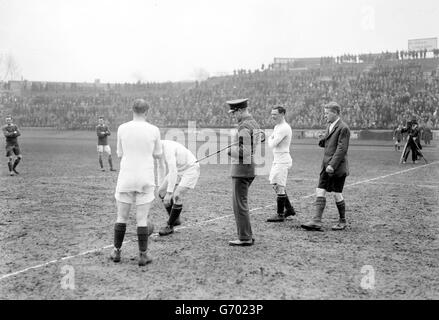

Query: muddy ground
left=0, top=129, right=438, bottom=299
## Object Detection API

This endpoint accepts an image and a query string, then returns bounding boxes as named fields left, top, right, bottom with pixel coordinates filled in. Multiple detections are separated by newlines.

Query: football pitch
left=0, top=129, right=438, bottom=299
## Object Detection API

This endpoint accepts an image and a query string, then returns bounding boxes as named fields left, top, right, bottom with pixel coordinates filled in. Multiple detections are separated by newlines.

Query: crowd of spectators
left=321, top=48, right=439, bottom=66
left=1, top=57, right=438, bottom=131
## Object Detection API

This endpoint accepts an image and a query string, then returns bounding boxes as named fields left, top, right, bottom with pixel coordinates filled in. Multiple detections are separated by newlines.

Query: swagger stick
left=195, top=130, right=266, bottom=163
left=399, top=139, right=409, bottom=164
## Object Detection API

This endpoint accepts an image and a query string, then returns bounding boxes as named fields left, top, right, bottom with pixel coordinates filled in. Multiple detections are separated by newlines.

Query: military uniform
left=226, top=99, right=260, bottom=246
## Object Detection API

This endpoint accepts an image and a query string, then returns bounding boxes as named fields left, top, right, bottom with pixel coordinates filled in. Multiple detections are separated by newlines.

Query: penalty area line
left=0, top=161, right=438, bottom=282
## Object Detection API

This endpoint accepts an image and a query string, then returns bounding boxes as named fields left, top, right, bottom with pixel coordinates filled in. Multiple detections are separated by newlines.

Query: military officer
left=226, top=99, right=261, bottom=246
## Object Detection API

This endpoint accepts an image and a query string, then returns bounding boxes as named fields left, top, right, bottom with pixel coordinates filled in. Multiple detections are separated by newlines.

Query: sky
left=0, top=0, right=438, bottom=83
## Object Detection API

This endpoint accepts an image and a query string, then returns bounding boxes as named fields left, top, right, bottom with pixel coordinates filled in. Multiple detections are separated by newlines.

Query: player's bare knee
left=316, top=188, right=326, bottom=197
left=277, top=186, right=285, bottom=194
left=136, top=210, right=150, bottom=227
left=116, top=215, right=128, bottom=223
left=136, top=218, right=148, bottom=227
left=174, top=186, right=190, bottom=205
left=136, top=203, right=151, bottom=221
left=333, top=193, right=344, bottom=202
left=116, top=206, right=130, bottom=222
left=173, top=193, right=183, bottom=205
left=272, top=184, right=284, bottom=194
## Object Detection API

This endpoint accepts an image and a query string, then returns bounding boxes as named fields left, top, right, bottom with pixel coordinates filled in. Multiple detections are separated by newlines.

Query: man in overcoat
left=301, top=102, right=350, bottom=231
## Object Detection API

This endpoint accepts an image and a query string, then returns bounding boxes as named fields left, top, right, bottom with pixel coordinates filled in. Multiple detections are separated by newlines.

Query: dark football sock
left=276, top=194, right=286, bottom=214
left=99, top=156, right=104, bottom=169
left=168, top=204, right=182, bottom=226
left=284, top=192, right=296, bottom=214
left=114, top=223, right=126, bottom=249
left=8, top=161, right=12, bottom=172
left=13, top=158, right=21, bottom=170
left=137, top=226, right=149, bottom=252
left=108, top=155, right=114, bottom=170
left=336, top=200, right=346, bottom=222
left=164, top=198, right=173, bottom=215
left=314, top=197, right=326, bottom=221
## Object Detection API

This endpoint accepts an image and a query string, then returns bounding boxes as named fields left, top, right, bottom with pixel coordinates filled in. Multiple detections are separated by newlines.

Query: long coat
left=228, top=115, right=260, bottom=178
left=318, top=119, right=350, bottom=177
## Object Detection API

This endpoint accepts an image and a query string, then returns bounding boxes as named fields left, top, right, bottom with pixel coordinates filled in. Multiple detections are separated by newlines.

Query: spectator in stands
left=2, top=53, right=439, bottom=131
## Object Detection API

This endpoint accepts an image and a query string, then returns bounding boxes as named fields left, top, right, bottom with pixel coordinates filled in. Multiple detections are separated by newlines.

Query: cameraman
left=401, top=119, right=422, bottom=164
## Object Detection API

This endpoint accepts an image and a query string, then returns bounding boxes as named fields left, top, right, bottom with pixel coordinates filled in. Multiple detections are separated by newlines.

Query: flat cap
left=226, top=98, right=248, bottom=113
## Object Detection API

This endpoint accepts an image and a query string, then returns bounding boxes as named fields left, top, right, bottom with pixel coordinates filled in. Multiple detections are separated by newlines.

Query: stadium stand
left=1, top=50, right=438, bottom=130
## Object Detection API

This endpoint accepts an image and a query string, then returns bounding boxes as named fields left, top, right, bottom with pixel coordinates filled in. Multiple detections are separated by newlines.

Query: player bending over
left=156, top=140, right=200, bottom=236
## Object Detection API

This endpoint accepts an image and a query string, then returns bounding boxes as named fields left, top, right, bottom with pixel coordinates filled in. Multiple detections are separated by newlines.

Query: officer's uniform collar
left=238, top=114, right=253, bottom=124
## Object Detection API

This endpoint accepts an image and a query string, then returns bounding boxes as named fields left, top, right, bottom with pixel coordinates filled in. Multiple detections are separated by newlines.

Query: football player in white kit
left=156, top=140, right=200, bottom=236
left=110, top=99, right=162, bottom=266
left=266, top=106, right=297, bottom=222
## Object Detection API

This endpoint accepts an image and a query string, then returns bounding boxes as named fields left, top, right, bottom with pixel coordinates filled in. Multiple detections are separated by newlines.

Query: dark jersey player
left=2, top=115, right=22, bottom=176
left=96, top=117, right=116, bottom=171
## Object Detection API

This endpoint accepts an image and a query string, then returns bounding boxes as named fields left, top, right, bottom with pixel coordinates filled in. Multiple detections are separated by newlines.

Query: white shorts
left=178, top=164, right=200, bottom=189
left=115, top=187, right=155, bottom=205
left=97, top=145, right=111, bottom=154
left=269, top=162, right=292, bottom=187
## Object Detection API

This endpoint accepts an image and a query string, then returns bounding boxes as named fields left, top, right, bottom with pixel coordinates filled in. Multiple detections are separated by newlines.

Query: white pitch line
left=347, top=161, right=439, bottom=187
left=365, top=182, right=439, bottom=189
left=1, top=160, right=438, bottom=282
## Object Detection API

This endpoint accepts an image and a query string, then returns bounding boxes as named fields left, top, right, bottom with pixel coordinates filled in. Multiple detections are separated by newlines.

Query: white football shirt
left=157, top=140, right=198, bottom=192
left=268, top=120, right=292, bottom=164
left=115, top=120, right=162, bottom=193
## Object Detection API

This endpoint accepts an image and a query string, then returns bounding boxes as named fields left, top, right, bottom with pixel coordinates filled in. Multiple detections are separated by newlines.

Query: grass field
left=0, top=128, right=438, bottom=299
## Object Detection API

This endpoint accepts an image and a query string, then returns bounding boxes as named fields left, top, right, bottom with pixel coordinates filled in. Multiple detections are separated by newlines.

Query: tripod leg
left=399, top=140, right=409, bottom=164
left=415, top=145, right=428, bottom=164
